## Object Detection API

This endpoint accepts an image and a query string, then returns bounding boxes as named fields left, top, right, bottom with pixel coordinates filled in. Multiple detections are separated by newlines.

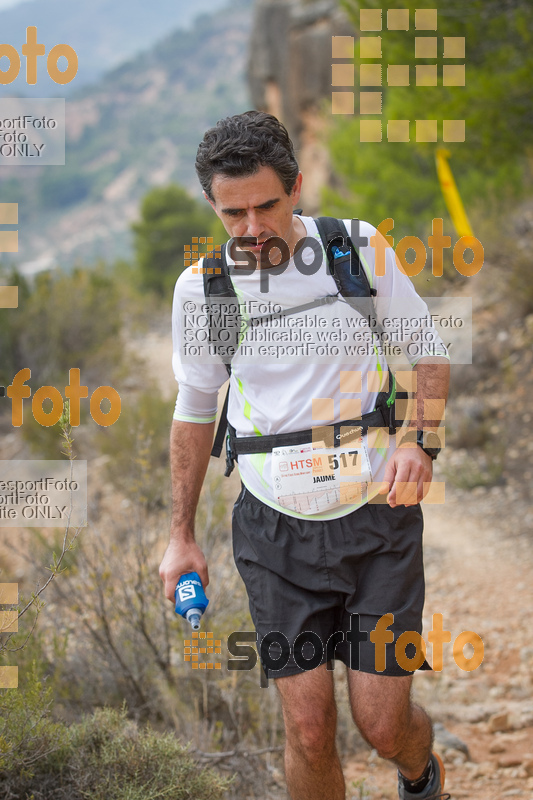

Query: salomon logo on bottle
left=175, top=572, right=209, bottom=631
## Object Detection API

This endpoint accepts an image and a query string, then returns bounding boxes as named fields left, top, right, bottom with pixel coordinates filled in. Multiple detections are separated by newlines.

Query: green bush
left=0, top=662, right=69, bottom=792
left=0, top=668, right=229, bottom=800
left=132, top=184, right=216, bottom=296
left=66, top=706, right=230, bottom=800
left=0, top=264, right=124, bottom=391
left=18, top=266, right=124, bottom=388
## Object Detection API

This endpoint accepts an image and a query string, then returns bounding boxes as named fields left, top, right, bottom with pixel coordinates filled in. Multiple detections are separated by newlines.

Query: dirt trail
left=343, top=492, right=533, bottom=800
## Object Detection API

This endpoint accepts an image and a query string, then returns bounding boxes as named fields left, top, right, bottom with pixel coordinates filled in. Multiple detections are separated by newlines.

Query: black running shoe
left=398, top=752, right=450, bottom=799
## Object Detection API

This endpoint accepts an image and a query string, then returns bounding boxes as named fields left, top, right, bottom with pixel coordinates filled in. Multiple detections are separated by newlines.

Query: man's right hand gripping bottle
left=174, top=572, right=209, bottom=631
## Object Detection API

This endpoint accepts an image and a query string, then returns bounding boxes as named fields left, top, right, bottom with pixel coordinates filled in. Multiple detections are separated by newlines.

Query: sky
left=0, top=0, right=26, bottom=8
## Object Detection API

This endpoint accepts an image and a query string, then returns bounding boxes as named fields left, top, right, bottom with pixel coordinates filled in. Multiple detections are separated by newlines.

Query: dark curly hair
left=195, top=111, right=300, bottom=202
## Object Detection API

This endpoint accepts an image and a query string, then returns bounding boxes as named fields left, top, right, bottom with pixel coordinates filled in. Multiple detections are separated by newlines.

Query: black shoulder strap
left=211, top=378, right=230, bottom=459
left=203, top=243, right=241, bottom=374
left=203, top=244, right=235, bottom=458
left=315, top=216, right=381, bottom=334
left=202, top=242, right=232, bottom=299
left=315, top=216, right=376, bottom=298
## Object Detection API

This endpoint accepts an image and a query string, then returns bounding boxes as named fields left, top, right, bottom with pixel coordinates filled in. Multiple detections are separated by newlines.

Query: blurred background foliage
left=0, top=266, right=123, bottom=390
left=132, top=184, right=220, bottom=296
left=326, top=0, right=533, bottom=242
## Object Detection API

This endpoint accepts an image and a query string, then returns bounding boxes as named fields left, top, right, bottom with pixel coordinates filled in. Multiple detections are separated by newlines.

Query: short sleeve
left=171, top=263, right=228, bottom=421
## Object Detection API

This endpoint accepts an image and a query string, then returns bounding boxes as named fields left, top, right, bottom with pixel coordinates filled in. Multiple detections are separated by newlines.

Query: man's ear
left=203, top=190, right=217, bottom=213
left=291, top=172, right=303, bottom=206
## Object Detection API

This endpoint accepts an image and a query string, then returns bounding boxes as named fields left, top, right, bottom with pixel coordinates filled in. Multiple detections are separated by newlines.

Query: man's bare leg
left=275, top=664, right=345, bottom=800
left=347, top=670, right=433, bottom=780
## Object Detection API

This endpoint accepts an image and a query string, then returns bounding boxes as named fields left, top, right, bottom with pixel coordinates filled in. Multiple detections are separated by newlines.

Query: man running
left=160, top=111, right=451, bottom=800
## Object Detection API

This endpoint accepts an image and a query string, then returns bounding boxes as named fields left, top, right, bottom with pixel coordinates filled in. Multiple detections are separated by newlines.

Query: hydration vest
left=201, top=216, right=404, bottom=476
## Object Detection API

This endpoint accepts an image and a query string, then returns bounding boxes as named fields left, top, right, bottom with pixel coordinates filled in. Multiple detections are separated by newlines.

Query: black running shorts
left=232, top=485, right=428, bottom=679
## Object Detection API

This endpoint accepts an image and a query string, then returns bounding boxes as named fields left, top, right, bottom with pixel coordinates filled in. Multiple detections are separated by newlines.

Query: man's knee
left=348, top=671, right=419, bottom=759
left=276, top=670, right=338, bottom=762
left=360, top=717, right=406, bottom=760
left=284, top=703, right=337, bottom=761
left=355, top=702, right=432, bottom=761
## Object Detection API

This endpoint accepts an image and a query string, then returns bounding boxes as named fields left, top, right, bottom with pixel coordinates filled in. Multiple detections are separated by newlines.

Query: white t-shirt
left=172, top=216, right=449, bottom=519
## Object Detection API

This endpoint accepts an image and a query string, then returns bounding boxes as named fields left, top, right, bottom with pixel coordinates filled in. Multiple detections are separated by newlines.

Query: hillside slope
left=0, top=0, right=252, bottom=272
left=0, top=0, right=230, bottom=94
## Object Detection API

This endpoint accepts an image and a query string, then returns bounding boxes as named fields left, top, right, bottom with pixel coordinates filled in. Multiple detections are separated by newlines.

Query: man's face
left=205, top=164, right=304, bottom=265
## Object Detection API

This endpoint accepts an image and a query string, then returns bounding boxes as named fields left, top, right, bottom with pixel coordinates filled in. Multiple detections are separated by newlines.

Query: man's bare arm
left=159, top=419, right=215, bottom=600
left=409, top=356, right=450, bottom=431
left=384, top=356, right=450, bottom=507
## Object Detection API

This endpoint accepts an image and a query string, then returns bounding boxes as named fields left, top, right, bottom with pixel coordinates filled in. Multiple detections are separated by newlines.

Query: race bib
left=271, top=437, right=372, bottom=515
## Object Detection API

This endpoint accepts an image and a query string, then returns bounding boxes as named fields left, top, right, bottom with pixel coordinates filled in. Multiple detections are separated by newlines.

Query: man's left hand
left=381, top=445, right=433, bottom=507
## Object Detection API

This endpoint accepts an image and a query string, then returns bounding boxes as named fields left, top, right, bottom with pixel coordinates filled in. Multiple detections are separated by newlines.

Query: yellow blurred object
left=435, top=148, right=473, bottom=237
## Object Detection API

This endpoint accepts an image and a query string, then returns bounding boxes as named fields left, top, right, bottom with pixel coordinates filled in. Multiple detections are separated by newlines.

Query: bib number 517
left=328, top=451, right=358, bottom=471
